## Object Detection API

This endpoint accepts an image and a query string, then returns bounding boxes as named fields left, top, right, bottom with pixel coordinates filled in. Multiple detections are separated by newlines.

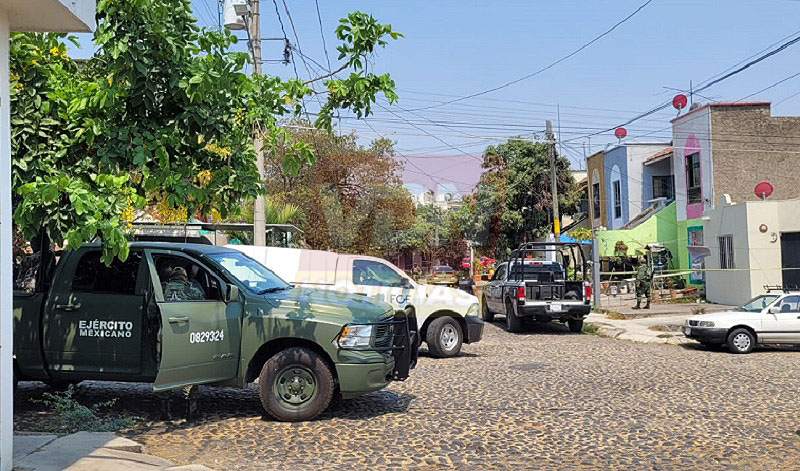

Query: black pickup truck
left=481, top=242, right=592, bottom=333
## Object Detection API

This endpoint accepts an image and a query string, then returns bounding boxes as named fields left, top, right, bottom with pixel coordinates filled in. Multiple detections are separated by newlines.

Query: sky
left=68, top=0, right=800, bottom=195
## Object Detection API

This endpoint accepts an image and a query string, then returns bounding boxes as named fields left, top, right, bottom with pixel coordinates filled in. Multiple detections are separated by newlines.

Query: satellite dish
left=754, top=182, right=773, bottom=200
left=614, top=127, right=627, bottom=139
left=673, top=94, right=688, bottom=111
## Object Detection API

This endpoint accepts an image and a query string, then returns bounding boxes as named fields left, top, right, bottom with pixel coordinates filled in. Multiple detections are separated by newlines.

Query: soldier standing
left=632, top=256, right=654, bottom=310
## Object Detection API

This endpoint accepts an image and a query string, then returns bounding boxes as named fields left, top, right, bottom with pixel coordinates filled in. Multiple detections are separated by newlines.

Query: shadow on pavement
left=14, top=379, right=416, bottom=435
left=486, top=318, right=580, bottom=336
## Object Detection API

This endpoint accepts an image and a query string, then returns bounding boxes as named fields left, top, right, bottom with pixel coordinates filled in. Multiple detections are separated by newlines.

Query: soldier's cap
left=169, top=266, right=188, bottom=280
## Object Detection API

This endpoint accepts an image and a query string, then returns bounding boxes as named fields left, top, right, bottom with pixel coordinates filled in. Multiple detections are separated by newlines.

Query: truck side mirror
left=768, top=305, right=781, bottom=314
left=225, top=284, right=239, bottom=303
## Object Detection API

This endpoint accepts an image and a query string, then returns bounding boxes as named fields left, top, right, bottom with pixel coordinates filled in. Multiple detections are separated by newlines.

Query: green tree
left=463, top=139, right=579, bottom=258
left=11, top=1, right=401, bottom=263
left=264, top=122, right=414, bottom=255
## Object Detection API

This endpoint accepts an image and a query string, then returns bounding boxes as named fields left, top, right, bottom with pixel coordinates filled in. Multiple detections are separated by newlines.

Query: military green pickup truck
left=13, top=242, right=416, bottom=421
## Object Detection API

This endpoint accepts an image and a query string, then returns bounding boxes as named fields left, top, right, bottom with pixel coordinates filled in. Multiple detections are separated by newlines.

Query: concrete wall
left=596, top=202, right=678, bottom=258
left=672, top=106, right=713, bottom=222
left=703, top=195, right=754, bottom=305
left=604, top=147, right=627, bottom=230
left=710, top=103, right=800, bottom=203
left=641, top=156, right=672, bottom=202
left=586, top=151, right=606, bottom=229
left=624, top=144, right=670, bottom=218
left=703, top=196, right=800, bottom=305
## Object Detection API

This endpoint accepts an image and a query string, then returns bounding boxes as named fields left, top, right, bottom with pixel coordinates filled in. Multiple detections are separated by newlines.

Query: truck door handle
left=168, top=316, right=190, bottom=324
left=55, top=303, right=81, bottom=311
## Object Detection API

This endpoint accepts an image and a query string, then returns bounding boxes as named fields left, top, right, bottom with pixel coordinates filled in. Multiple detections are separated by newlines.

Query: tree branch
left=304, top=63, right=348, bottom=85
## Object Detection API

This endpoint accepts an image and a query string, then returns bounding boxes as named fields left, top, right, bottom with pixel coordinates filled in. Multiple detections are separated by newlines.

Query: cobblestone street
left=15, top=321, right=800, bottom=470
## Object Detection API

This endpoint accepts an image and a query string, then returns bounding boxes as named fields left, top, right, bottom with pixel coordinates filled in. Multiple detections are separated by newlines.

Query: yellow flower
left=209, top=208, right=222, bottom=223
left=50, top=46, right=59, bottom=56
left=15, top=82, right=23, bottom=90
left=31, top=59, right=38, bottom=66
left=197, top=134, right=205, bottom=144
left=9, top=73, right=19, bottom=82
left=107, top=75, right=113, bottom=86
left=61, top=51, right=68, bottom=59
left=283, top=96, right=293, bottom=105
left=195, top=169, right=212, bottom=187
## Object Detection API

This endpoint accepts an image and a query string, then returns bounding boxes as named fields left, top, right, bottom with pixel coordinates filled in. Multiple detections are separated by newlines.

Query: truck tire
left=505, top=299, right=522, bottom=333
left=258, top=347, right=335, bottom=422
left=481, top=297, right=494, bottom=322
left=568, top=319, right=584, bottom=333
left=727, top=328, right=756, bottom=354
left=426, top=317, right=463, bottom=358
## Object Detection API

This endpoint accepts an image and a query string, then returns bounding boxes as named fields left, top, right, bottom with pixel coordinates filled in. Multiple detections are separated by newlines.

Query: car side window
left=777, top=295, right=800, bottom=313
left=153, top=255, right=221, bottom=302
left=353, top=260, right=405, bottom=287
left=492, top=264, right=506, bottom=281
left=72, top=251, right=143, bottom=295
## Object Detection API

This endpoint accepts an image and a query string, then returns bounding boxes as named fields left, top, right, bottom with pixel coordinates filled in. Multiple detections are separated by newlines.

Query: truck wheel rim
left=275, top=365, right=317, bottom=406
left=440, top=324, right=458, bottom=351
left=733, top=333, right=751, bottom=351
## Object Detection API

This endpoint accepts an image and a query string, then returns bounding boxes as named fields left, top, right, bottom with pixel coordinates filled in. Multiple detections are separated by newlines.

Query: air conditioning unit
left=223, top=0, right=246, bottom=30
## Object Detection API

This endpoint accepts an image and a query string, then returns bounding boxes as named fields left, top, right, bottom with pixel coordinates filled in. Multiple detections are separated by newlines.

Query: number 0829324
left=189, top=330, right=224, bottom=343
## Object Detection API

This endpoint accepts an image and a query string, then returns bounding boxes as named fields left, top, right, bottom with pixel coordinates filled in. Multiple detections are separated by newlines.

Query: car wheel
left=481, top=297, right=494, bottom=322
left=727, top=328, right=756, bottom=354
left=426, top=317, right=463, bottom=357
left=258, top=347, right=335, bottom=422
left=568, top=319, right=584, bottom=333
left=505, top=299, right=522, bottom=333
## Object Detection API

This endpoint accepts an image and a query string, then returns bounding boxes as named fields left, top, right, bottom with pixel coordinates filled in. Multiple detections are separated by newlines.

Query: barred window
left=719, top=235, right=734, bottom=270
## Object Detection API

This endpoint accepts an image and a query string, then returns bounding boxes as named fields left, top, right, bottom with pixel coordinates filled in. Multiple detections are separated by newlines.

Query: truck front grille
left=374, top=323, right=393, bottom=348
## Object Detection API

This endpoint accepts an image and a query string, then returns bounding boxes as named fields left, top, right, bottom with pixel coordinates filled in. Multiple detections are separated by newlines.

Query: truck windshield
left=208, top=252, right=290, bottom=294
left=738, top=294, right=780, bottom=312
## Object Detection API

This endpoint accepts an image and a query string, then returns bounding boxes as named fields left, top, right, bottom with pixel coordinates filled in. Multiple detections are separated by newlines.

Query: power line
left=565, top=30, right=800, bottom=143
left=314, top=0, right=332, bottom=71
left=408, top=0, right=656, bottom=111
left=737, top=71, right=800, bottom=101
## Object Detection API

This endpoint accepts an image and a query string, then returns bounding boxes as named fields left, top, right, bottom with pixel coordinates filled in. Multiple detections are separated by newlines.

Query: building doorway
left=780, top=232, right=800, bottom=289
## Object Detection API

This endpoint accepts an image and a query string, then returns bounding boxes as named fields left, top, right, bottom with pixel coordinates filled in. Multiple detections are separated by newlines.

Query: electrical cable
left=407, top=0, right=656, bottom=111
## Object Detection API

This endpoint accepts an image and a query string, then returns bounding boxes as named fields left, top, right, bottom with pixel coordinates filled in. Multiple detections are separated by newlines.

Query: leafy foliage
left=29, top=385, right=136, bottom=434
left=459, top=139, right=579, bottom=258
left=11, top=2, right=401, bottom=263
left=264, top=122, right=414, bottom=255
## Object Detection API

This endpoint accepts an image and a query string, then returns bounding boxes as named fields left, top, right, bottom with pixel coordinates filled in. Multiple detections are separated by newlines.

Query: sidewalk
left=13, top=432, right=212, bottom=471
left=586, top=297, right=735, bottom=345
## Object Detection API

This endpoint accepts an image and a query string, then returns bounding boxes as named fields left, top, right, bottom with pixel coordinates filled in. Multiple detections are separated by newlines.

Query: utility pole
left=249, top=0, right=266, bottom=246
left=224, top=0, right=265, bottom=245
left=546, top=120, right=560, bottom=242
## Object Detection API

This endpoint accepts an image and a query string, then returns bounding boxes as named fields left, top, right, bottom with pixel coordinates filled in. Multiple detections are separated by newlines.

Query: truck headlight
left=466, top=303, right=479, bottom=317
left=698, top=321, right=715, bottom=327
left=337, top=325, right=373, bottom=348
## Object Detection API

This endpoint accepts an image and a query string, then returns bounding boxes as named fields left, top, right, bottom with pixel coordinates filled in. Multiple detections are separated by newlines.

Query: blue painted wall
left=604, top=146, right=629, bottom=230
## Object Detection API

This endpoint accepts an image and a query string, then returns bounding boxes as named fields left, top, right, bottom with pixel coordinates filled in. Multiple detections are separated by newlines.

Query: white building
left=0, top=2, right=95, bottom=469
left=703, top=195, right=800, bottom=305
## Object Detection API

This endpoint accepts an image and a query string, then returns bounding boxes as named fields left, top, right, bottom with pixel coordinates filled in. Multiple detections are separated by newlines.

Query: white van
left=227, top=245, right=483, bottom=357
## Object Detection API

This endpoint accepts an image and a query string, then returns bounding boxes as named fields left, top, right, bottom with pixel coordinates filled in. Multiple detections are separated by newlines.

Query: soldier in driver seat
left=161, top=266, right=204, bottom=301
